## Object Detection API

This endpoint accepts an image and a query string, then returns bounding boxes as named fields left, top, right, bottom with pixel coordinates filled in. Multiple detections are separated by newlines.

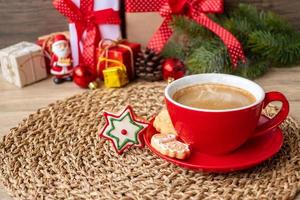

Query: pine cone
left=135, top=48, right=164, bottom=81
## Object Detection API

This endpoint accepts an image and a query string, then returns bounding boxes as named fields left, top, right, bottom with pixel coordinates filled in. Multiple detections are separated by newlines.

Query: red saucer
left=144, top=115, right=283, bottom=173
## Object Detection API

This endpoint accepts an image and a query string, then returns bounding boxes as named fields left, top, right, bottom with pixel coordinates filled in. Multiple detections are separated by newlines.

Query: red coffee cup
left=165, top=74, right=289, bottom=155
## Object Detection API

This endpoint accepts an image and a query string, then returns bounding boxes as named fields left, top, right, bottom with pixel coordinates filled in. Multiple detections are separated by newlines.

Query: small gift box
left=36, top=31, right=70, bottom=73
left=0, top=42, right=47, bottom=88
left=97, top=40, right=141, bottom=80
left=102, top=58, right=129, bottom=88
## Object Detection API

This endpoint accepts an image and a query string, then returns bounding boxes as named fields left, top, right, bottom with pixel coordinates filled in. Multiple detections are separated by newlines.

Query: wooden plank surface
left=0, top=0, right=300, bottom=48
left=0, top=0, right=67, bottom=48
left=0, top=66, right=300, bottom=199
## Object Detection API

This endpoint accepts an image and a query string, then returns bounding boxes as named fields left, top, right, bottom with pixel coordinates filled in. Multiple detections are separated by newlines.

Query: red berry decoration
left=162, top=58, right=186, bottom=81
left=73, top=65, right=96, bottom=88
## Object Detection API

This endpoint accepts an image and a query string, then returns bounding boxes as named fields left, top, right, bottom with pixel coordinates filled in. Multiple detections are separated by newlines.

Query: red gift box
left=97, top=40, right=141, bottom=80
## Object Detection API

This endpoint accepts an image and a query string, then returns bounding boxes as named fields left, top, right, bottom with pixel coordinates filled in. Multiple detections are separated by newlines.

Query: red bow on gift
left=53, top=0, right=121, bottom=70
left=126, top=0, right=246, bottom=67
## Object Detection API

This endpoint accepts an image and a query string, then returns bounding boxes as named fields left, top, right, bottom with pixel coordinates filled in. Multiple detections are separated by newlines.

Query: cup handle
left=251, top=91, right=289, bottom=138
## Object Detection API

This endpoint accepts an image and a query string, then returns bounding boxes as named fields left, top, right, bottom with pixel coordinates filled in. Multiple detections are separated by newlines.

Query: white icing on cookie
left=151, top=134, right=190, bottom=160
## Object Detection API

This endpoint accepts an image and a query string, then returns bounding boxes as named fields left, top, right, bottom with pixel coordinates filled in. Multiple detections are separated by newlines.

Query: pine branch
left=161, top=40, right=186, bottom=60
left=221, top=17, right=253, bottom=47
left=233, top=58, right=270, bottom=79
left=249, top=31, right=300, bottom=65
left=261, top=11, right=294, bottom=34
left=231, top=4, right=261, bottom=28
left=171, top=16, right=213, bottom=40
left=162, top=3, right=300, bottom=79
left=186, top=41, right=230, bottom=74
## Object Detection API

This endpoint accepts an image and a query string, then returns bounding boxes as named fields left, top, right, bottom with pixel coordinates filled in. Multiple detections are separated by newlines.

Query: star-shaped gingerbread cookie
left=99, top=105, right=149, bottom=154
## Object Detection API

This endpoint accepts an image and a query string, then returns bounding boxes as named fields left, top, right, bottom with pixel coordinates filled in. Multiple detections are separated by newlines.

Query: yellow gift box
left=100, top=58, right=129, bottom=88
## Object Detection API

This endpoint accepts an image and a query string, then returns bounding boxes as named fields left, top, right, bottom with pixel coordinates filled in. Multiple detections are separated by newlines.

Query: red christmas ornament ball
left=73, top=65, right=96, bottom=88
left=162, top=58, right=186, bottom=81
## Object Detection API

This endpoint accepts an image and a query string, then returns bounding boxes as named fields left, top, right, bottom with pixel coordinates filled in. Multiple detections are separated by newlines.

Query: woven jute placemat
left=0, top=81, right=300, bottom=200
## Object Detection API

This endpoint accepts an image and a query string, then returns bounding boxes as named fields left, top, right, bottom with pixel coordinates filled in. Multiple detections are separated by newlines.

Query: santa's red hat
left=52, top=34, right=68, bottom=46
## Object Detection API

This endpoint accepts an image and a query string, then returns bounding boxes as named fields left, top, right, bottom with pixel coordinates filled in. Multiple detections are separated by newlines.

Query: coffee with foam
left=173, top=83, right=256, bottom=110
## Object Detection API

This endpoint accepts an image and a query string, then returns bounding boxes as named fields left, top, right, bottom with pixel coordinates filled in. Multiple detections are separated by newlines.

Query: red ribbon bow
left=53, top=0, right=120, bottom=70
left=126, top=0, right=245, bottom=67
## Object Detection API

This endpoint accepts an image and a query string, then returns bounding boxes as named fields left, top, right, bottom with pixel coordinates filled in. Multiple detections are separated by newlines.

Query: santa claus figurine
left=50, top=34, right=73, bottom=84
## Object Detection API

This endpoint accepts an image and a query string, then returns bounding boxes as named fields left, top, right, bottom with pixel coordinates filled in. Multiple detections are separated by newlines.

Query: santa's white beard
left=53, top=46, right=70, bottom=58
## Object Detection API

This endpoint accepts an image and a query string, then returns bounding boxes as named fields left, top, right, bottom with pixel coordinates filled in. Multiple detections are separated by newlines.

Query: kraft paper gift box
left=0, top=42, right=47, bottom=88
left=124, top=0, right=164, bottom=47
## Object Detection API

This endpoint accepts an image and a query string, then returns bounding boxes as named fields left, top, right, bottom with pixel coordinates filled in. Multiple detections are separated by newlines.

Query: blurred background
left=0, top=0, right=300, bottom=47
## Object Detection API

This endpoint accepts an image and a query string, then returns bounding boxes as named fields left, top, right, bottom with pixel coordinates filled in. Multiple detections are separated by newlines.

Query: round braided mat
left=1, top=82, right=300, bottom=200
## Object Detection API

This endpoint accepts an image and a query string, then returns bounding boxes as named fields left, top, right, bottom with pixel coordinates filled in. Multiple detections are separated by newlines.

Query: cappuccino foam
left=173, top=83, right=256, bottom=110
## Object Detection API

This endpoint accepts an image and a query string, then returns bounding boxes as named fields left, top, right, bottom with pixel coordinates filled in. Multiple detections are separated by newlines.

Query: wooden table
left=0, top=67, right=300, bottom=199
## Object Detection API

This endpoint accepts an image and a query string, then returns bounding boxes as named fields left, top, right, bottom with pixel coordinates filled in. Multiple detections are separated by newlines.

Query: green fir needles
left=162, top=4, right=300, bottom=79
